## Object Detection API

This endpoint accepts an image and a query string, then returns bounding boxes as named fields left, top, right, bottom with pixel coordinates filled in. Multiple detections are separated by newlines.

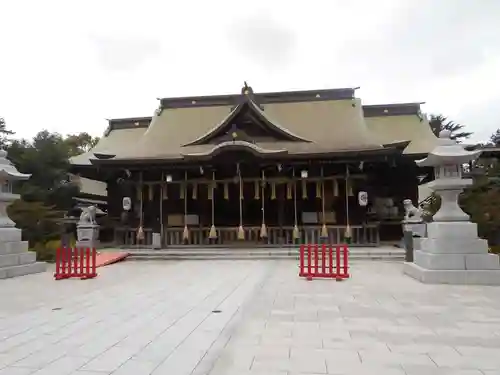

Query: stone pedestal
left=404, top=221, right=500, bottom=285
left=403, top=222, right=426, bottom=238
left=0, top=226, right=46, bottom=279
left=76, top=224, right=100, bottom=248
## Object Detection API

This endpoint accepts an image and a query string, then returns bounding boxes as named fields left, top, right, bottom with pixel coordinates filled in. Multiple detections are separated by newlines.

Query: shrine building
left=69, top=84, right=440, bottom=247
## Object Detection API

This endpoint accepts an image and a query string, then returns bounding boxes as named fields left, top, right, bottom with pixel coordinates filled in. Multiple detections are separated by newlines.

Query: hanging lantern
left=358, top=191, right=368, bottom=207
left=315, top=181, right=321, bottom=199
left=223, top=182, right=229, bottom=200
left=286, top=182, right=292, bottom=200
left=254, top=181, right=260, bottom=199
left=333, top=179, right=339, bottom=197
left=192, top=183, right=198, bottom=200
left=270, top=182, right=276, bottom=200
left=148, top=184, right=154, bottom=201
left=347, top=181, right=354, bottom=197
left=162, top=184, right=168, bottom=200
left=301, top=180, right=307, bottom=199
left=122, top=197, right=131, bottom=211
left=180, top=183, right=185, bottom=199
left=208, top=182, right=214, bottom=200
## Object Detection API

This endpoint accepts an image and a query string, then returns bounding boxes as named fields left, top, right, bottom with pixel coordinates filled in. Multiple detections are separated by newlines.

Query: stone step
left=0, top=241, right=29, bottom=255
left=0, top=251, right=36, bottom=268
left=0, top=228, right=22, bottom=242
left=0, top=262, right=47, bottom=279
left=127, top=248, right=405, bottom=261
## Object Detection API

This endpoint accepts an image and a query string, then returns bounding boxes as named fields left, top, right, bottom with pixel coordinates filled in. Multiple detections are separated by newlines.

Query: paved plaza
left=1, top=260, right=500, bottom=374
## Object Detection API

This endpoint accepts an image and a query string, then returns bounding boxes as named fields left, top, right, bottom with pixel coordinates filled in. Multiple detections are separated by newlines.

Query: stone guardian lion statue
left=403, top=199, right=423, bottom=223
left=78, top=205, right=97, bottom=225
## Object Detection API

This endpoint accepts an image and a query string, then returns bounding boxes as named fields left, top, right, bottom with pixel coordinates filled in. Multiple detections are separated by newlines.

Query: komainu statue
left=78, top=206, right=97, bottom=225
left=403, top=199, right=423, bottom=223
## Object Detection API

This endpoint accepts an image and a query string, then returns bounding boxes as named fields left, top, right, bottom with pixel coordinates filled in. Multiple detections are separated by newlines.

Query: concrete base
left=404, top=262, right=500, bottom=285
left=403, top=222, right=426, bottom=238
left=404, top=220, right=500, bottom=285
left=0, top=227, right=46, bottom=279
left=414, top=250, right=500, bottom=270
left=0, top=262, right=47, bottom=279
left=77, top=224, right=99, bottom=249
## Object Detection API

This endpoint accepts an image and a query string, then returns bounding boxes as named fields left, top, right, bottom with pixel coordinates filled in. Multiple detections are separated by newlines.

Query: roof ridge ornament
left=242, top=81, right=253, bottom=96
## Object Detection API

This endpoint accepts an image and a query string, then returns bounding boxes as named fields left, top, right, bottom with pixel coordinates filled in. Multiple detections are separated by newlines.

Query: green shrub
left=489, top=246, right=500, bottom=254
left=31, top=241, right=57, bottom=262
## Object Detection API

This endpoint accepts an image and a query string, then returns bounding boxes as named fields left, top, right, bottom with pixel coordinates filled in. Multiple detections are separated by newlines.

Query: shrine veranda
left=70, top=85, right=439, bottom=248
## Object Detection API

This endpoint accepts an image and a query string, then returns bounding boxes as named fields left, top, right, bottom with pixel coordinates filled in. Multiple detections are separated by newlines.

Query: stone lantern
left=0, top=149, right=46, bottom=279
left=404, top=130, right=500, bottom=285
left=420, top=130, right=479, bottom=222
left=0, top=149, right=31, bottom=228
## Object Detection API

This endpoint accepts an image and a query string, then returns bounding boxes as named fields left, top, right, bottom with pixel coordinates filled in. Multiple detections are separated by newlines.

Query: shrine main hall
left=70, top=84, right=440, bottom=247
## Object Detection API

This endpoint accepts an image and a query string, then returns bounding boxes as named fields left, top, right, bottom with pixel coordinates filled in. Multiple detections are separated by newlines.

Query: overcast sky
left=1, top=0, right=499, bottom=143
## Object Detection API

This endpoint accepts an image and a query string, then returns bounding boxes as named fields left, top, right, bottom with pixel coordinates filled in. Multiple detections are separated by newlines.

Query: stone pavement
left=0, top=260, right=500, bottom=374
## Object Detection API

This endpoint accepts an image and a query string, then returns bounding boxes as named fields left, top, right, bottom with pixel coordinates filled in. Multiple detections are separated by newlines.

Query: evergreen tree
left=429, top=115, right=472, bottom=143
left=0, top=117, right=14, bottom=147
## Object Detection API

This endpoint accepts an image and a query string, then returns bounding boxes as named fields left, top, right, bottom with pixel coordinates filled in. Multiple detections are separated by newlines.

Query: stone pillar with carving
left=404, top=130, right=500, bottom=285
left=0, top=149, right=46, bottom=279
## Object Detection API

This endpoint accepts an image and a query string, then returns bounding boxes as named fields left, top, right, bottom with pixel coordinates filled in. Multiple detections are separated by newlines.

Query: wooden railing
left=114, top=224, right=379, bottom=247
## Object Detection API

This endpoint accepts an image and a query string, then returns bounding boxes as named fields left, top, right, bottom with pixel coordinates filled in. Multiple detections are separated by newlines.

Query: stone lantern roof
left=416, top=130, right=482, bottom=167
left=0, top=149, right=31, bottom=181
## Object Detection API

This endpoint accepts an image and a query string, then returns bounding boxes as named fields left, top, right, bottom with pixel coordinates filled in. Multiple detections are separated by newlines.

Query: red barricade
left=54, top=247, right=98, bottom=280
left=299, top=244, right=349, bottom=281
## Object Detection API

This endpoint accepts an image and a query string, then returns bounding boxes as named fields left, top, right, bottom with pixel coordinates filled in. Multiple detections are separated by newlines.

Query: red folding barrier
left=54, top=247, right=98, bottom=280
left=299, top=244, right=349, bottom=281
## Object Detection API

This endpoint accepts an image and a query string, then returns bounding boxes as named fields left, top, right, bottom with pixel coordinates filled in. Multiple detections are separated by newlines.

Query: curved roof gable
left=184, top=95, right=311, bottom=146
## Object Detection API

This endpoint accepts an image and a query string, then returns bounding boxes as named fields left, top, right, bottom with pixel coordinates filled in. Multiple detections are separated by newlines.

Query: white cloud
left=0, top=0, right=499, bottom=142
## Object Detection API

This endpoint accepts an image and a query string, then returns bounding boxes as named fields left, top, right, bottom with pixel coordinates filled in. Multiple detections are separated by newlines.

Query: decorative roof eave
left=74, top=197, right=108, bottom=206
left=416, top=148, right=482, bottom=167
left=183, top=96, right=312, bottom=146
left=0, top=169, right=31, bottom=181
left=181, top=141, right=288, bottom=160
left=0, top=150, right=31, bottom=181
left=93, top=152, right=116, bottom=160
left=416, top=131, right=483, bottom=167
left=382, top=140, right=411, bottom=151
left=88, top=145, right=403, bottom=166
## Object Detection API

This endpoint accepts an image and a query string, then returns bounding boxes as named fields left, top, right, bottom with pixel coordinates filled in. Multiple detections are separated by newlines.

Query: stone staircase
left=125, top=246, right=405, bottom=261
left=0, top=234, right=46, bottom=279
